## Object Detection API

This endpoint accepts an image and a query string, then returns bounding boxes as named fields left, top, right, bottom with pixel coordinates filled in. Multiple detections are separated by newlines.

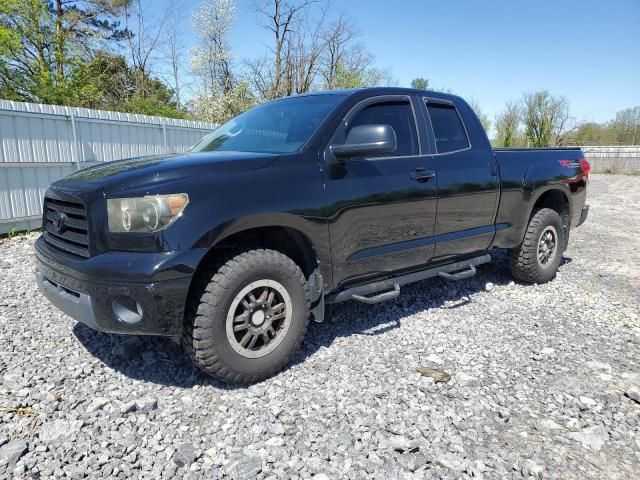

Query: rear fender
left=493, top=161, right=575, bottom=249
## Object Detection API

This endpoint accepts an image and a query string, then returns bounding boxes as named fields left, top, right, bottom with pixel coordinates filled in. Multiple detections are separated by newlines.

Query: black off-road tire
left=509, top=208, right=565, bottom=284
left=182, top=249, right=310, bottom=384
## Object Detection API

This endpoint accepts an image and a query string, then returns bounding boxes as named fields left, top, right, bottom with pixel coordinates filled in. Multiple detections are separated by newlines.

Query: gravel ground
left=1, top=174, right=639, bottom=480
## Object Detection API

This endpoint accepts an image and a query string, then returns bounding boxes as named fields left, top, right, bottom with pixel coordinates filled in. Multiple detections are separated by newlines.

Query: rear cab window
left=425, top=101, right=470, bottom=154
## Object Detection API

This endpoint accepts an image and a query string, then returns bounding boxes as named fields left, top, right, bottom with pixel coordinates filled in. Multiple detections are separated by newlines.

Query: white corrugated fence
left=0, top=100, right=216, bottom=233
left=580, top=145, right=640, bottom=174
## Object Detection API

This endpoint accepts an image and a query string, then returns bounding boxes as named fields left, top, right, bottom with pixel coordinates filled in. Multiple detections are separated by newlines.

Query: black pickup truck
left=35, top=87, right=589, bottom=383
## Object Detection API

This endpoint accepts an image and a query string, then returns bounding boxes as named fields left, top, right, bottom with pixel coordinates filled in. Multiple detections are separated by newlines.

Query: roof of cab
left=293, top=87, right=463, bottom=101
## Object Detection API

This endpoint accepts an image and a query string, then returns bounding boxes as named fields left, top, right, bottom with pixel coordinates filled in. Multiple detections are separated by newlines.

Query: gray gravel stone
left=539, top=419, right=563, bottom=430
left=579, top=396, right=597, bottom=409
left=0, top=439, right=27, bottom=468
left=378, top=434, right=413, bottom=452
left=86, top=396, right=110, bottom=413
left=174, top=443, right=198, bottom=467
left=569, top=425, right=608, bottom=451
left=38, top=420, right=83, bottom=443
left=226, top=455, right=262, bottom=479
left=119, top=401, right=137, bottom=415
left=522, top=459, right=544, bottom=480
left=134, top=397, right=158, bottom=412
left=397, top=452, right=428, bottom=472
left=625, top=387, right=640, bottom=404
left=455, top=372, right=479, bottom=387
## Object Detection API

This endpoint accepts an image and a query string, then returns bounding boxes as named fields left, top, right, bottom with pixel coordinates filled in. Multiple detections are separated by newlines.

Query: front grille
left=43, top=197, right=90, bottom=257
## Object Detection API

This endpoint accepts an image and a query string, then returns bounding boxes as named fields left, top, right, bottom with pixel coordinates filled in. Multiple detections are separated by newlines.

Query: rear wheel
left=509, top=208, right=564, bottom=284
left=182, top=249, right=310, bottom=384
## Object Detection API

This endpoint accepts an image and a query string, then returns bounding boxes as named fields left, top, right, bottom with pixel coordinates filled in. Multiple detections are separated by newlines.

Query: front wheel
left=509, top=208, right=565, bottom=284
left=182, top=249, right=310, bottom=384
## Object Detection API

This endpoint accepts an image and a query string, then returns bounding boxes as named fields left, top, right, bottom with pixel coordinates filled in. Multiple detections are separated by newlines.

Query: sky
left=162, top=0, right=640, bottom=131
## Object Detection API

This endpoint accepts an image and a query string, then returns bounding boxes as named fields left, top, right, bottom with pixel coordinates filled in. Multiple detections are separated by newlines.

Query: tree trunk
left=54, top=0, right=65, bottom=83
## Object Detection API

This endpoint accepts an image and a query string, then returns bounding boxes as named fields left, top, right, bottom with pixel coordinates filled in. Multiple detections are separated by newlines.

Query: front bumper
left=34, top=236, right=207, bottom=336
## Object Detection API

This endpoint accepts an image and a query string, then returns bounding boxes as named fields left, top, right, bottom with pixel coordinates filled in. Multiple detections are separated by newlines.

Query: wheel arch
left=184, top=215, right=329, bottom=325
left=527, top=187, right=571, bottom=246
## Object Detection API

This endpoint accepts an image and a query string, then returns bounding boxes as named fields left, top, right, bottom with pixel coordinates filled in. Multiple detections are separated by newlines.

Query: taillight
left=579, top=158, right=591, bottom=175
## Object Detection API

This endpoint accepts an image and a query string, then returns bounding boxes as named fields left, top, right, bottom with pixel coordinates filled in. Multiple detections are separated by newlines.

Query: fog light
left=112, top=295, right=143, bottom=324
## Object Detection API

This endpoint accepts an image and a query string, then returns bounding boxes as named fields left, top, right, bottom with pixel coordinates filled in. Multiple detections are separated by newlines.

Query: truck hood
left=60, top=151, right=277, bottom=192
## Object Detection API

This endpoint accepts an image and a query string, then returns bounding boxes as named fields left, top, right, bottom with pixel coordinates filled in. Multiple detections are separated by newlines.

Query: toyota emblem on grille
left=53, top=211, right=68, bottom=233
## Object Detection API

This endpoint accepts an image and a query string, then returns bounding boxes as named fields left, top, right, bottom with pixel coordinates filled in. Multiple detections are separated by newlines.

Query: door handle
left=409, top=168, right=436, bottom=182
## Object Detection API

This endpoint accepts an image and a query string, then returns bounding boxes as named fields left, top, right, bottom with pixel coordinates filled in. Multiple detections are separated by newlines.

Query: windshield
left=191, top=95, right=345, bottom=154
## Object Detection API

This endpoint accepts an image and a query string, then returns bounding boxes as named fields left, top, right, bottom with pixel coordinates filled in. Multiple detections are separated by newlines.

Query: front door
left=324, top=95, right=438, bottom=288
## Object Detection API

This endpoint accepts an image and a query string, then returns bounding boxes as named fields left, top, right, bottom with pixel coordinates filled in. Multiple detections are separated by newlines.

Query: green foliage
left=560, top=107, right=639, bottom=146
left=494, top=101, right=522, bottom=147
left=329, top=63, right=396, bottom=90
left=67, top=52, right=131, bottom=108
left=0, top=0, right=49, bottom=100
left=494, top=92, right=638, bottom=147
left=1, top=226, right=41, bottom=238
left=523, top=91, right=552, bottom=146
left=68, top=52, right=186, bottom=117
left=0, top=0, right=185, bottom=118
left=0, top=20, right=21, bottom=57
left=333, top=63, right=367, bottom=89
left=122, top=97, right=187, bottom=119
left=611, top=106, right=640, bottom=144
left=410, top=77, right=429, bottom=90
left=521, top=90, right=573, bottom=147
left=562, top=122, right=613, bottom=145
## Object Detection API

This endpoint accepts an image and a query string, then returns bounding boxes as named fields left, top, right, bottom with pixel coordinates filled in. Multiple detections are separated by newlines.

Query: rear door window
left=426, top=103, right=470, bottom=153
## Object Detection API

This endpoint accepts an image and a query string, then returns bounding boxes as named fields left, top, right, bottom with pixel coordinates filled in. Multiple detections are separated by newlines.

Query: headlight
left=107, top=194, right=189, bottom=233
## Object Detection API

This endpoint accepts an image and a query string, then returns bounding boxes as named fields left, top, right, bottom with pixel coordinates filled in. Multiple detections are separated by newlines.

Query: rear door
left=324, top=95, right=438, bottom=287
left=422, top=97, right=500, bottom=260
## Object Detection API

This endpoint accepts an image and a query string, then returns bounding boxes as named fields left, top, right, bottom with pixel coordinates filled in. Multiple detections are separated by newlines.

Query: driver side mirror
left=330, top=124, right=397, bottom=159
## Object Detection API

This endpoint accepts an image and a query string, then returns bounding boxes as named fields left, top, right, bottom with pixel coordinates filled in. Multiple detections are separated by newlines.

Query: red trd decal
left=558, top=159, right=572, bottom=167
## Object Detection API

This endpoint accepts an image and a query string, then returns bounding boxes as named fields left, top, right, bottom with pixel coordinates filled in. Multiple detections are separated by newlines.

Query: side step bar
left=326, top=254, right=491, bottom=305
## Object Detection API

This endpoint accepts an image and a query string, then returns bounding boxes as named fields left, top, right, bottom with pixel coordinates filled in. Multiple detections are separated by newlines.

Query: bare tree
left=245, top=1, right=396, bottom=99
left=188, top=0, right=396, bottom=120
left=320, top=14, right=359, bottom=89
left=251, top=0, right=317, bottom=99
left=362, top=66, right=398, bottom=87
left=244, top=55, right=275, bottom=100
left=521, top=90, right=576, bottom=147
left=124, top=0, right=171, bottom=96
left=494, top=101, right=521, bottom=147
left=164, top=10, right=186, bottom=108
left=285, top=3, right=328, bottom=94
left=468, top=98, right=491, bottom=133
